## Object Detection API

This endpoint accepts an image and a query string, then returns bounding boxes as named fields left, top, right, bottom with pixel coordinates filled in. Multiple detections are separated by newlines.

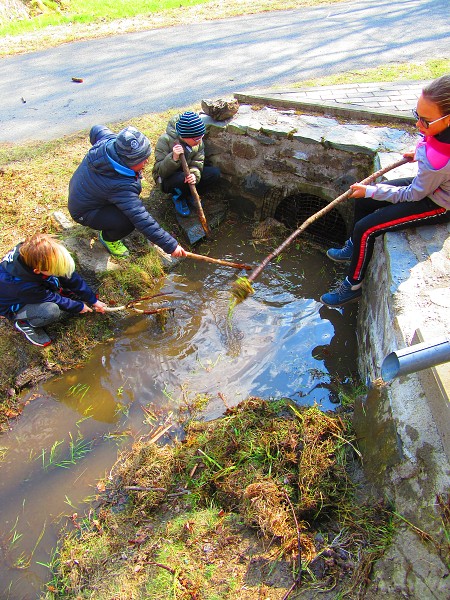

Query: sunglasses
left=412, top=108, right=449, bottom=129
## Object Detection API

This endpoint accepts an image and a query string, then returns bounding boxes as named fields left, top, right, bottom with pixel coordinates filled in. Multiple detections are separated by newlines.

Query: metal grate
left=274, top=193, right=348, bottom=247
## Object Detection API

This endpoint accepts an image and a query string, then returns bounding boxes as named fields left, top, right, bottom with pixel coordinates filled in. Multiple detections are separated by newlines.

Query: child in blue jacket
left=0, top=234, right=107, bottom=346
left=68, top=125, right=187, bottom=258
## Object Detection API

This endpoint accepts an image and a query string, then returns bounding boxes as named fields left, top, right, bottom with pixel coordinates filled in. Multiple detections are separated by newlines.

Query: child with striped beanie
left=152, top=111, right=220, bottom=217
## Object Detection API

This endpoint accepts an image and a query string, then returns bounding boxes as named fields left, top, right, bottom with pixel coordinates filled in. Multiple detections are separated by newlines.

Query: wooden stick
left=185, top=251, right=252, bottom=270
left=178, top=146, right=211, bottom=237
left=103, top=292, right=173, bottom=314
left=246, top=158, right=409, bottom=284
left=104, top=305, right=171, bottom=315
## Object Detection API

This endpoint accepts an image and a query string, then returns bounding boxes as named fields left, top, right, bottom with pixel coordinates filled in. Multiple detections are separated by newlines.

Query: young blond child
left=0, top=234, right=107, bottom=346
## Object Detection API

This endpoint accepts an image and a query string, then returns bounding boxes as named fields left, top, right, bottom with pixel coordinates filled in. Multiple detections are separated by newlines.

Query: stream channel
left=0, top=217, right=359, bottom=598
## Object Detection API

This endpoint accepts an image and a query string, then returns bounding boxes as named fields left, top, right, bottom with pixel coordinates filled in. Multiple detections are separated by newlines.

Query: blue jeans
left=15, top=302, right=61, bottom=327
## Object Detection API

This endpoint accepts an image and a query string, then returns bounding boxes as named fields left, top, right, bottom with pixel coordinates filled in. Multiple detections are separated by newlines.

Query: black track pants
left=347, top=178, right=449, bottom=284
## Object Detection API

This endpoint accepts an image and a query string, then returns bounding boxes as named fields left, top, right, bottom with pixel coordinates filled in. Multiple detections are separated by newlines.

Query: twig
left=103, top=292, right=174, bottom=314
left=185, top=251, right=252, bottom=270
left=282, top=490, right=302, bottom=599
left=148, top=423, right=173, bottom=444
left=178, top=141, right=211, bottom=237
left=124, top=486, right=167, bottom=492
left=218, top=391, right=231, bottom=409
left=167, top=490, right=191, bottom=498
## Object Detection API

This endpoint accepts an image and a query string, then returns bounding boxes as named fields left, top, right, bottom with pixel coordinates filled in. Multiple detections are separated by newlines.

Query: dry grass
left=45, top=398, right=396, bottom=599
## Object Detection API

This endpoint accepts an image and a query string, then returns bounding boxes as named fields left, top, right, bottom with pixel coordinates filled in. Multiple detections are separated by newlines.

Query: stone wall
left=203, top=106, right=416, bottom=235
left=204, top=106, right=388, bottom=232
left=356, top=224, right=450, bottom=598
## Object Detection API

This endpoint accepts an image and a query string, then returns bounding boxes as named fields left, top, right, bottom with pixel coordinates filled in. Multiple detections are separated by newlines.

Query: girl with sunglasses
left=321, top=74, right=450, bottom=307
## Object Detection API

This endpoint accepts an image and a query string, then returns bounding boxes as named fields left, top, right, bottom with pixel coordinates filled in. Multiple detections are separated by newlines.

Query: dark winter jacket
left=152, top=115, right=205, bottom=184
left=68, top=125, right=178, bottom=254
left=0, top=243, right=97, bottom=320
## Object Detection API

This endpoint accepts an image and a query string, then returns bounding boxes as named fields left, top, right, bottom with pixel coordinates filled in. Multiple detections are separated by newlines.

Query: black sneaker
left=14, top=319, right=51, bottom=347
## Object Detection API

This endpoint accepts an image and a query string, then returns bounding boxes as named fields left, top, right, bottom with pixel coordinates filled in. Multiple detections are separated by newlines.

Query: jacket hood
left=1, top=245, right=39, bottom=282
left=435, top=125, right=450, bottom=144
left=86, top=139, right=135, bottom=177
left=166, top=116, right=179, bottom=140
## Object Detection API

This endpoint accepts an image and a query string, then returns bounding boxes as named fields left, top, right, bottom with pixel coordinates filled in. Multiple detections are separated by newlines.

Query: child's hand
left=403, top=151, right=416, bottom=162
left=173, top=143, right=184, bottom=160
left=92, top=300, right=108, bottom=314
left=349, top=184, right=367, bottom=198
left=184, top=173, right=196, bottom=185
left=171, top=244, right=187, bottom=258
left=79, top=303, right=93, bottom=314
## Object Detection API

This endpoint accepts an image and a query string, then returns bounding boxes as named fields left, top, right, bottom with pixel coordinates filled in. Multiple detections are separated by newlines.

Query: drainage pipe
left=381, top=338, right=450, bottom=381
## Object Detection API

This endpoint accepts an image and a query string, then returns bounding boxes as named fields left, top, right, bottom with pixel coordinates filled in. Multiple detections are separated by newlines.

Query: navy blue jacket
left=68, top=126, right=178, bottom=254
left=0, top=244, right=97, bottom=319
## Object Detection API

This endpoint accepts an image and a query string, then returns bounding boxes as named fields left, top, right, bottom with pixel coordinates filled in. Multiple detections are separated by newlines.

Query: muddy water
left=0, top=219, right=358, bottom=598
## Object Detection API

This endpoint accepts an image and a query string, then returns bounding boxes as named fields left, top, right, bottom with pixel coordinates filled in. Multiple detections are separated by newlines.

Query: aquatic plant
left=41, top=398, right=399, bottom=598
left=67, top=383, right=90, bottom=401
left=39, top=432, right=93, bottom=471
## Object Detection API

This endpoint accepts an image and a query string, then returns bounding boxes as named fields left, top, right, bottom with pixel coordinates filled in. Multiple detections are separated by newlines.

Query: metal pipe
left=381, top=338, right=450, bottom=381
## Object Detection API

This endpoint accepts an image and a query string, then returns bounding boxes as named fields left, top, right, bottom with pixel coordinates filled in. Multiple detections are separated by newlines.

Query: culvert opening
left=274, top=193, right=348, bottom=247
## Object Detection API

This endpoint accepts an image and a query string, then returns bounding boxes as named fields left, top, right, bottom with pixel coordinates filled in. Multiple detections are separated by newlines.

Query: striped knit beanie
left=115, top=126, right=151, bottom=167
left=175, top=111, right=206, bottom=139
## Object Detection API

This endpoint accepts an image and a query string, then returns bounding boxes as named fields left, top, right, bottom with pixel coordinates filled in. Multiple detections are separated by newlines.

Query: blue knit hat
left=175, top=112, right=206, bottom=139
left=115, top=126, right=151, bottom=167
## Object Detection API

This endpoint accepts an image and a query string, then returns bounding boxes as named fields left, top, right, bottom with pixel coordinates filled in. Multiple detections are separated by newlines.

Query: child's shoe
left=99, top=232, right=129, bottom=257
left=326, top=239, right=353, bottom=262
left=320, top=277, right=362, bottom=307
left=172, top=188, right=190, bottom=217
left=15, top=319, right=51, bottom=347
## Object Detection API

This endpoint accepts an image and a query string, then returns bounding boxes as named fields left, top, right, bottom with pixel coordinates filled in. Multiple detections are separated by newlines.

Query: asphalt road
left=1, top=0, right=448, bottom=143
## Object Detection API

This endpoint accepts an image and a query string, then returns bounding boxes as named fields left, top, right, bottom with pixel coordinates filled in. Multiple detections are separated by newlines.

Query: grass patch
left=0, top=0, right=347, bottom=56
left=42, top=398, right=397, bottom=599
left=287, top=58, right=450, bottom=88
left=0, top=0, right=215, bottom=35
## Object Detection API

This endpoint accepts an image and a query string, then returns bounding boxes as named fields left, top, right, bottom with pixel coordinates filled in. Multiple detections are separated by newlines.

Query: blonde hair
left=20, top=234, right=75, bottom=278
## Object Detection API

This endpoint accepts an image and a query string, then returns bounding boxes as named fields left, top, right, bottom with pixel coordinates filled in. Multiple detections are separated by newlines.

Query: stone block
left=292, top=128, right=323, bottom=144
left=231, top=139, right=258, bottom=160
left=243, top=173, right=271, bottom=198
left=247, top=130, right=278, bottom=145
left=323, top=129, right=379, bottom=155
left=263, top=158, right=296, bottom=173
left=52, top=210, right=74, bottom=230
left=260, top=123, right=297, bottom=137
